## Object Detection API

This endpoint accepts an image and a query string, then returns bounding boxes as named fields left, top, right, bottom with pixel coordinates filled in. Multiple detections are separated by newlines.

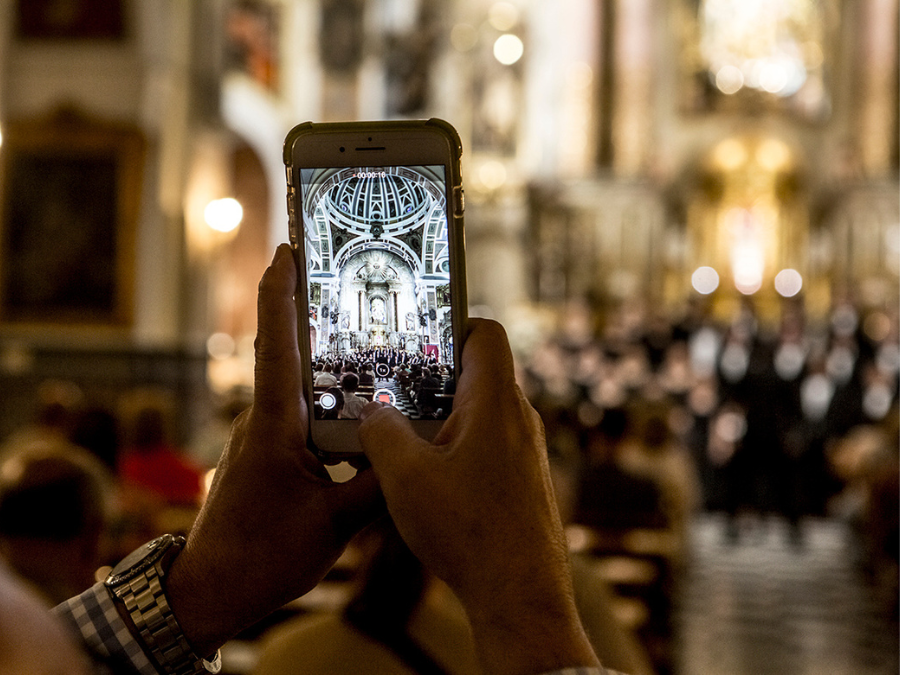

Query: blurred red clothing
left=120, top=445, right=204, bottom=505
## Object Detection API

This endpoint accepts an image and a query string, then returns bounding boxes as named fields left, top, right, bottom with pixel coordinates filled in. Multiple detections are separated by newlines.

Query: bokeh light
left=204, top=197, right=243, bottom=233
left=488, top=2, right=520, bottom=31
left=207, top=332, right=236, bottom=360
left=478, top=160, right=508, bottom=190
left=692, top=266, right=720, bottom=294
left=774, top=268, right=803, bottom=297
left=715, top=65, right=744, bottom=94
left=450, top=23, right=478, bottom=52
left=493, top=34, right=524, bottom=65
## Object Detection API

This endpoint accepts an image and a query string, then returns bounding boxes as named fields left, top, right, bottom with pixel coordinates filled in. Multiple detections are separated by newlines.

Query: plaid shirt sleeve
left=52, top=581, right=159, bottom=675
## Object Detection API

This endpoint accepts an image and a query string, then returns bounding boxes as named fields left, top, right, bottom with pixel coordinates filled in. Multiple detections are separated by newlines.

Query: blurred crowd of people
left=522, top=294, right=898, bottom=581
left=0, top=292, right=895, bottom=674
left=313, top=347, right=456, bottom=418
left=0, top=384, right=247, bottom=608
left=0, top=366, right=650, bottom=675
left=518, top=294, right=899, bottom=671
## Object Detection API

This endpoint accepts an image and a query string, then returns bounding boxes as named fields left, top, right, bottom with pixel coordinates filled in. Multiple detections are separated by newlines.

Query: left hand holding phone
left=165, top=244, right=385, bottom=657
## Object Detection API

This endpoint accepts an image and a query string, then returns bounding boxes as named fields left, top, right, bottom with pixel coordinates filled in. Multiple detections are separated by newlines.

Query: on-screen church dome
left=321, top=171, right=434, bottom=237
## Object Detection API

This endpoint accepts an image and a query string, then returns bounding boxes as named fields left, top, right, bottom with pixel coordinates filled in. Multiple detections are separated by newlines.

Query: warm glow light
left=450, top=23, right=478, bottom=52
left=0, top=126, right=3, bottom=148
left=714, top=410, right=747, bottom=444
left=805, top=41, right=824, bottom=68
left=732, top=239, right=765, bottom=294
left=863, top=312, right=892, bottom=343
left=756, top=138, right=791, bottom=171
left=733, top=255, right=763, bottom=294
left=774, top=268, right=803, bottom=297
left=700, top=0, right=822, bottom=100
left=759, top=61, right=789, bottom=93
left=207, top=332, right=236, bottom=360
left=728, top=208, right=765, bottom=295
left=493, top=34, right=524, bottom=65
left=488, top=2, right=519, bottom=31
left=713, top=139, right=747, bottom=170
left=204, top=197, right=243, bottom=233
left=715, top=65, right=744, bottom=94
left=692, top=266, right=720, bottom=294
left=478, top=160, right=507, bottom=190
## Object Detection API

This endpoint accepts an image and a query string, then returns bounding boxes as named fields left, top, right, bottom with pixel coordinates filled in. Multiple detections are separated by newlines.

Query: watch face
left=106, top=535, right=170, bottom=586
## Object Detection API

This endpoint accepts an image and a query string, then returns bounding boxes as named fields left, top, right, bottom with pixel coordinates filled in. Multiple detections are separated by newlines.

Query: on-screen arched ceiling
left=303, top=166, right=449, bottom=279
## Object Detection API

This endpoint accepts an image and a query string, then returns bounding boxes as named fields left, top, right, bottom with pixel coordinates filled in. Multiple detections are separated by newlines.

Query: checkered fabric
left=53, top=581, right=157, bottom=675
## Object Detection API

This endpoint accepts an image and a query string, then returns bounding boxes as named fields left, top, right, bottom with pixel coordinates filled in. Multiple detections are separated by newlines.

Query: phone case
left=283, top=119, right=467, bottom=458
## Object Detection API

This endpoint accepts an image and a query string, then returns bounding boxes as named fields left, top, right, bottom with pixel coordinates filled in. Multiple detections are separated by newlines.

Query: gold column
left=857, top=0, right=899, bottom=177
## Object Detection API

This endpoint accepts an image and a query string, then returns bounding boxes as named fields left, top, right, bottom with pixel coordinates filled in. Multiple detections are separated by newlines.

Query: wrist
left=164, top=541, right=235, bottom=659
left=462, top=572, right=600, bottom=675
left=105, top=535, right=222, bottom=674
left=105, top=534, right=221, bottom=675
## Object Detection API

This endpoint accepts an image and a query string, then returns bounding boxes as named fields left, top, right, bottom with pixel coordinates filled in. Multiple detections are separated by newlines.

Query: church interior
left=0, top=1, right=897, bottom=674
left=302, top=166, right=454, bottom=362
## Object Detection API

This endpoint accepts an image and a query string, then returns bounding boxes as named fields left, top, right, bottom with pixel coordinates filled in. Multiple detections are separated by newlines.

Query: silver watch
left=105, top=534, right=222, bottom=675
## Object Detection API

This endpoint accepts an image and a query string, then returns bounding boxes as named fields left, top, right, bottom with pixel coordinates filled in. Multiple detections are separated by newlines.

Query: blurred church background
left=0, top=1, right=897, bottom=674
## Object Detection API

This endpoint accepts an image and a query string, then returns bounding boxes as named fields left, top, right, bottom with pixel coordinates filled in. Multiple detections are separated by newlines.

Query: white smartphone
left=283, top=119, right=468, bottom=459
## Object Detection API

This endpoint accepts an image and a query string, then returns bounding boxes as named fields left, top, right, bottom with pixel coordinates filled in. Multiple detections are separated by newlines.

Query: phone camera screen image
left=299, top=165, right=456, bottom=422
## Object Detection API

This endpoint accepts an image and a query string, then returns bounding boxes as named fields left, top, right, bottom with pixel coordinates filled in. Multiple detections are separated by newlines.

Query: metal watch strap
left=108, top=536, right=221, bottom=675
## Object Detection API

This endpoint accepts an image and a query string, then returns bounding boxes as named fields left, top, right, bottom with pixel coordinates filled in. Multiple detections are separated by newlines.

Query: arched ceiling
left=303, top=166, right=449, bottom=280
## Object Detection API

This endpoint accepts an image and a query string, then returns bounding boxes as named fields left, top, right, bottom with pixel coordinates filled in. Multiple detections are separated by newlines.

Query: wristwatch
left=105, top=534, right=222, bottom=674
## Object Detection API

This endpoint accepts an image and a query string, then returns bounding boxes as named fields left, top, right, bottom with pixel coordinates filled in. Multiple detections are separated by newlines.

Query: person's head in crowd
left=341, top=372, right=360, bottom=393
left=69, top=406, right=121, bottom=472
left=584, top=407, right=629, bottom=463
left=640, top=411, right=673, bottom=454
left=118, top=390, right=175, bottom=451
left=130, top=405, right=170, bottom=453
left=33, top=381, right=84, bottom=435
left=0, top=380, right=84, bottom=460
left=0, top=442, right=112, bottom=605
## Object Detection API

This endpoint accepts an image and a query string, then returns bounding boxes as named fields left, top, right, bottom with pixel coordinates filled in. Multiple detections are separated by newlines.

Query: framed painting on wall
left=0, top=109, right=144, bottom=327
left=15, top=0, right=126, bottom=40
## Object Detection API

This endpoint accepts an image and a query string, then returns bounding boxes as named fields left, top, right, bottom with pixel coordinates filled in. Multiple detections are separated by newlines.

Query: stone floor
left=676, top=514, right=898, bottom=675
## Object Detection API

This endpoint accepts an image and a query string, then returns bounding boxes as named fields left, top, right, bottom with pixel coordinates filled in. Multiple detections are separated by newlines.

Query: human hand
left=166, top=245, right=384, bottom=656
left=358, top=319, right=599, bottom=675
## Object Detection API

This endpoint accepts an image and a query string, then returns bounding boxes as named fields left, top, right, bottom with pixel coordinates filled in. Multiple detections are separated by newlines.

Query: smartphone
left=284, top=119, right=468, bottom=459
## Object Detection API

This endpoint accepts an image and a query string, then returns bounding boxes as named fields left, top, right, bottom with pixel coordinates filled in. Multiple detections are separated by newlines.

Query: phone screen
left=298, top=164, right=456, bottom=422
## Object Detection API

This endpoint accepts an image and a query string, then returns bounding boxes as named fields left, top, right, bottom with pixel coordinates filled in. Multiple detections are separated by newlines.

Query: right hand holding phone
left=358, top=319, right=600, bottom=675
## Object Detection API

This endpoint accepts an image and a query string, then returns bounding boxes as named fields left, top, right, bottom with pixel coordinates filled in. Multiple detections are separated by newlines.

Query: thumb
left=358, top=403, right=429, bottom=474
